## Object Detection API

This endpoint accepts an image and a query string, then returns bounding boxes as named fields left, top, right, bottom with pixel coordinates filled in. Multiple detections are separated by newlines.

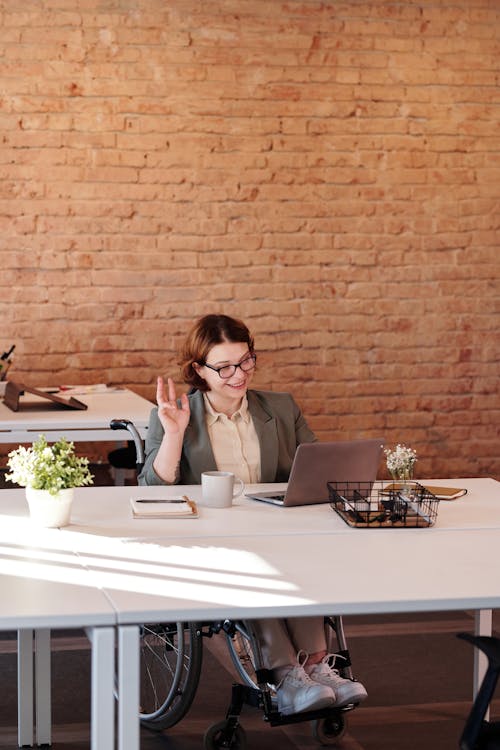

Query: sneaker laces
left=316, top=652, right=347, bottom=676
left=296, top=649, right=309, bottom=668
left=276, top=650, right=316, bottom=689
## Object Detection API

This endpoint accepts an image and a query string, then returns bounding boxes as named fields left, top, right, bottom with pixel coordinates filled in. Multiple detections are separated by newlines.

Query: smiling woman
left=138, top=313, right=367, bottom=717
left=138, top=314, right=313, bottom=487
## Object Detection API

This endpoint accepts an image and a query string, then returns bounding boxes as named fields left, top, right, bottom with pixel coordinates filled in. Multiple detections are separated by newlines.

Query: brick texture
left=0, top=0, right=499, bottom=478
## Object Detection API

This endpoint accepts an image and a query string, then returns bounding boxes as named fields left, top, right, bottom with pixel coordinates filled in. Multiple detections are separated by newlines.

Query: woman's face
left=195, top=341, right=255, bottom=402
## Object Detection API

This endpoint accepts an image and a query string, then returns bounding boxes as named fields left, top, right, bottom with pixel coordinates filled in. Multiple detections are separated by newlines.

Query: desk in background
left=0, top=386, right=152, bottom=444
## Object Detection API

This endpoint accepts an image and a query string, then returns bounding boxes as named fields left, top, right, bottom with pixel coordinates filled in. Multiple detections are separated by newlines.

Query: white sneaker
left=277, top=653, right=335, bottom=715
left=307, top=655, right=368, bottom=708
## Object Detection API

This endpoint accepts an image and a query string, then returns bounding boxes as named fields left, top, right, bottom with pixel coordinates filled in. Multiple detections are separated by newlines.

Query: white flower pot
left=25, top=487, right=74, bottom=528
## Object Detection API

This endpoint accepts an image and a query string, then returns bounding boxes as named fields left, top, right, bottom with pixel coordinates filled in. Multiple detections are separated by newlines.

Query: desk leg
left=86, top=626, right=115, bottom=750
left=17, top=629, right=51, bottom=747
left=474, top=609, right=492, bottom=704
left=117, top=625, right=140, bottom=750
left=17, top=629, right=34, bottom=747
left=34, top=629, right=51, bottom=746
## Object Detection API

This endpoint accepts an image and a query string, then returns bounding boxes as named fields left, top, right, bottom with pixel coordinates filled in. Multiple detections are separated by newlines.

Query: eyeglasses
left=202, top=353, right=257, bottom=380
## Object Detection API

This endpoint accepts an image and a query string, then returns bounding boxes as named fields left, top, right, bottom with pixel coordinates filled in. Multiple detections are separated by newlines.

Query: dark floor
left=1, top=465, right=499, bottom=749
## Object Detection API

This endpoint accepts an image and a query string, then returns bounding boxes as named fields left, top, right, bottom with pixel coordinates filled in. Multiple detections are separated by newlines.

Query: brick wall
left=0, top=0, right=498, bottom=478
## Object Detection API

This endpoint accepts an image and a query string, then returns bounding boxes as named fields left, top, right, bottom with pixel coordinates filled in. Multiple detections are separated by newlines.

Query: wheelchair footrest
left=226, top=683, right=262, bottom=717
left=265, top=705, right=347, bottom=728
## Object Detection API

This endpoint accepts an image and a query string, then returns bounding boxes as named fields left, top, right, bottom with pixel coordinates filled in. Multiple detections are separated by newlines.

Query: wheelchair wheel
left=204, top=720, right=247, bottom=750
left=225, top=622, right=259, bottom=689
left=139, top=621, right=203, bottom=731
left=311, top=713, right=347, bottom=745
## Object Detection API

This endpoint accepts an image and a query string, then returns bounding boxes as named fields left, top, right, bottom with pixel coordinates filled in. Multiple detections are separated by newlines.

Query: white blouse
left=203, top=393, right=261, bottom=484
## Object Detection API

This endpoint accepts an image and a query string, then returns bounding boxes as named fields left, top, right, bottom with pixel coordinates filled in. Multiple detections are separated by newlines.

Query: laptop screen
left=247, top=438, right=385, bottom=507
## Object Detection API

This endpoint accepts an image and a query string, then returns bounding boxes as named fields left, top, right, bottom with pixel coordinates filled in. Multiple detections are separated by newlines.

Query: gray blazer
left=138, top=388, right=316, bottom=486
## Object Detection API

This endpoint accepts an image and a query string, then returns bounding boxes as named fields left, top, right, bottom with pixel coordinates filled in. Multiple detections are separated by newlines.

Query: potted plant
left=5, top=434, right=93, bottom=527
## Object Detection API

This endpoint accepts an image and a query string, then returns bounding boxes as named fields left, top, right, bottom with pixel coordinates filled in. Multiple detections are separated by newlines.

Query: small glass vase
left=25, top=487, right=74, bottom=528
left=393, top=469, right=415, bottom=496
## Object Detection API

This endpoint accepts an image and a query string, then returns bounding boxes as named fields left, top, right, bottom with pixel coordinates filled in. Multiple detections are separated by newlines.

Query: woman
left=139, top=314, right=367, bottom=715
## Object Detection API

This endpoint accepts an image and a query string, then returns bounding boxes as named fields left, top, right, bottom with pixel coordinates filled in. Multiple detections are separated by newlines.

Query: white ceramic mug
left=201, top=471, right=244, bottom=508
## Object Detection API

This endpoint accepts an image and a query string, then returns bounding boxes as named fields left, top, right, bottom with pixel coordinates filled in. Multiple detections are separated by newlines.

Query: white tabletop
left=0, top=516, right=115, bottom=630
left=0, top=387, right=153, bottom=443
left=0, top=478, right=498, bottom=750
left=1, top=478, right=492, bottom=626
left=1, top=478, right=498, bottom=627
left=0, top=512, right=118, bottom=750
left=81, top=526, right=500, bottom=624
left=27, top=477, right=497, bottom=541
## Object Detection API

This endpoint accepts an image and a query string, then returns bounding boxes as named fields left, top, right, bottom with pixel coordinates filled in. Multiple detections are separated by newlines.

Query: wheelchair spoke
left=139, top=621, right=203, bottom=731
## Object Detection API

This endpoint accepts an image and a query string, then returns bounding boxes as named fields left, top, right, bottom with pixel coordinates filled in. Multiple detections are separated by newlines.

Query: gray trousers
left=251, top=616, right=327, bottom=670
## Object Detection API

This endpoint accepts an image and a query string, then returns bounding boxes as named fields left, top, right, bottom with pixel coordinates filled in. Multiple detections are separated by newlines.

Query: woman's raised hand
left=156, top=376, right=190, bottom=436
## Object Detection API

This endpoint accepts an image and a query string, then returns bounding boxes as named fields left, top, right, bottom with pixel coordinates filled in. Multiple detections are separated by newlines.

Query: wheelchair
left=110, top=419, right=364, bottom=748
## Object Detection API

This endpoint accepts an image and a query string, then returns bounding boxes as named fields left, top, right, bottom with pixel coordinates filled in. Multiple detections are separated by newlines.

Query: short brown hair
left=179, top=314, right=254, bottom=392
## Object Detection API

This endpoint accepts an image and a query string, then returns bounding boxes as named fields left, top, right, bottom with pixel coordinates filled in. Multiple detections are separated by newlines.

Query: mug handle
left=233, top=477, right=244, bottom=498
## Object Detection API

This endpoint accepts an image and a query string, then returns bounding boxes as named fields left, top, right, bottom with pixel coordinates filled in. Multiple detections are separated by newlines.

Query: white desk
left=51, top=478, right=499, bottom=750
left=101, top=527, right=500, bottom=750
left=55, top=477, right=500, bottom=540
left=0, top=513, right=117, bottom=749
left=0, top=387, right=152, bottom=444
left=2, top=479, right=499, bottom=750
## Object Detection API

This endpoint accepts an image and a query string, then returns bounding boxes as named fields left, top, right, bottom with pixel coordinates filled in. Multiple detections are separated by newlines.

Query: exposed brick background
left=0, top=0, right=498, bottom=479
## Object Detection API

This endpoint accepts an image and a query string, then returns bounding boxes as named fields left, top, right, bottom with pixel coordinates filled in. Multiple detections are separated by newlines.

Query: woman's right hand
left=156, top=376, right=190, bottom=437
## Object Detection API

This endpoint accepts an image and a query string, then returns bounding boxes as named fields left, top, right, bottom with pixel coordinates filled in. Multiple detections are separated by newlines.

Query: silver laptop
left=246, top=438, right=385, bottom=507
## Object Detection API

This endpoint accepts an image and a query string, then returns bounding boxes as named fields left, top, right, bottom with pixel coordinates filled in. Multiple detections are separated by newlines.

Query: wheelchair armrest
left=110, top=419, right=145, bottom=474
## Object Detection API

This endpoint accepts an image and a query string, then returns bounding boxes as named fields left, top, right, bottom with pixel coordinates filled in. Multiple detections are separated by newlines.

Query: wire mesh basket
left=328, top=481, right=440, bottom=528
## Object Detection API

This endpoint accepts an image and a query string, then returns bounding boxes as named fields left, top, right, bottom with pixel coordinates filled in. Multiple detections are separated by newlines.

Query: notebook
left=246, top=438, right=385, bottom=507
left=383, top=483, right=467, bottom=501
left=130, top=496, right=198, bottom=519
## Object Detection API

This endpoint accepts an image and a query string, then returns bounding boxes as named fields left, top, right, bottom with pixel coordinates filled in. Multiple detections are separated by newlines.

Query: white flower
left=385, top=444, right=417, bottom=479
left=6, top=434, right=93, bottom=496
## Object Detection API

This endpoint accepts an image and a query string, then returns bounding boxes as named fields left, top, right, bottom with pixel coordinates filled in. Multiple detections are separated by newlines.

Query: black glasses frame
left=201, top=353, right=257, bottom=380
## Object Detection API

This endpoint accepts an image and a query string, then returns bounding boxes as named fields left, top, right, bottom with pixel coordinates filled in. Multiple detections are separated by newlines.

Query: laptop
left=246, top=438, right=385, bottom=507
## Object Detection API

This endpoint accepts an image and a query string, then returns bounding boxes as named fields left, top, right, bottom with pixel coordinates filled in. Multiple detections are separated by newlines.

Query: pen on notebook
left=182, top=495, right=196, bottom=512
left=136, top=498, right=186, bottom=504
